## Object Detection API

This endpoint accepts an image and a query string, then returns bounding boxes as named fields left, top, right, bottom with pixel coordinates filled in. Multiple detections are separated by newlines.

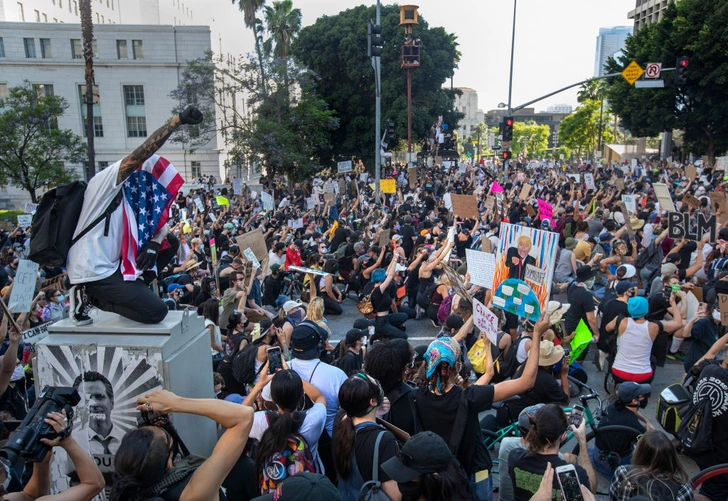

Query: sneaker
left=70, top=285, right=93, bottom=326
left=667, top=351, right=686, bottom=361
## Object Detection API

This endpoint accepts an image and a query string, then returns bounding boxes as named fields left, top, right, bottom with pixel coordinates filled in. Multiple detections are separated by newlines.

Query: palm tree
left=79, top=0, right=95, bottom=180
left=232, top=0, right=268, bottom=94
left=263, top=0, right=301, bottom=58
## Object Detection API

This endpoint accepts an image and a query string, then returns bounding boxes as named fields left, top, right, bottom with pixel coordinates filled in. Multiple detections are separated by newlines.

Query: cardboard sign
left=473, top=298, right=499, bottom=345
left=236, top=228, right=268, bottom=263
left=686, top=165, right=697, bottom=181
left=8, top=260, right=39, bottom=313
left=243, top=248, right=261, bottom=269
left=17, top=214, right=33, bottom=227
left=408, top=167, right=418, bottom=189
left=450, top=194, right=479, bottom=220
left=380, top=179, right=397, bottom=194
left=379, top=229, right=391, bottom=246
left=616, top=178, right=625, bottom=190
left=324, top=192, right=336, bottom=204
left=466, top=249, right=496, bottom=289
left=40, top=274, right=66, bottom=293
left=519, top=184, right=532, bottom=201
left=709, top=192, right=728, bottom=224
left=526, top=204, right=536, bottom=217
left=653, top=183, right=676, bottom=212
left=667, top=212, right=717, bottom=242
left=719, top=294, right=728, bottom=326
left=616, top=202, right=634, bottom=239
left=683, top=193, right=701, bottom=209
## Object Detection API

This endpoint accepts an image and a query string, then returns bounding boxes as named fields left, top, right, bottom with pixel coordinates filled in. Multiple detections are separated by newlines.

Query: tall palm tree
left=79, top=0, right=95, bottom=180
left=232, top=0, right=268, bottom=94
left=263, top=0, right=301, bottom=59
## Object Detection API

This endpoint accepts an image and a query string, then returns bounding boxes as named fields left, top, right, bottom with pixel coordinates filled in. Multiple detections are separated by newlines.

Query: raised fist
left=179, top=106, right=203, bottom=125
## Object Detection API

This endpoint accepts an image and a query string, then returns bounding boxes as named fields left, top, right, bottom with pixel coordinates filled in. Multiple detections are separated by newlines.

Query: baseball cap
left=719, top=227, right=728, bottom=241
left=444, top=314, right=464, bottom=331
left=251, top=472, right=340, bottom=501
left=345, top=328, right=367, bottom=344
left=282, top=300, right=300, bottom=314
left=517, top=404, right=545, bottom=434
left=381, top=431, right=452, bottom=483
left=661, top=262, right=679, bottom=278
left=615, top=281, right=638, bottom=295
left=270, top=264, right=281, bottom=273
left=293, top=239, right=304, bottom=249
left=617, top=381, right=651, bottom=403
left=616, top=264, right=636, bottom=279
left=167, top=283, right=185, bottom=293
left=665, top=253, right=681, bottom=263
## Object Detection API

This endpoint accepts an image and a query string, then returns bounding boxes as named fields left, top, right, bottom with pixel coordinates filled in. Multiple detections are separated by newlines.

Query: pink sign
left=490, top=181, right=504, bottom=193
left=537, top=199, right=553, bottom=221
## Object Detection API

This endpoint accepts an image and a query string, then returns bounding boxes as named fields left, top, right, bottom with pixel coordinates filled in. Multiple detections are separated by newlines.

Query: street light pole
left=504, top=0, right=517, bottom=184
left=374, top=0, right=382, bottom=204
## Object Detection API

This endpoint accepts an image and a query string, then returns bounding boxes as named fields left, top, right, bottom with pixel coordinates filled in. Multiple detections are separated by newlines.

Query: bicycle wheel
left=482, top=429, right=500, bottom=449
left=289, top=281, right=302, bottom=301
left=691, top=463, right=728, bottom=490
left=570, top=425, right=642, bottom=456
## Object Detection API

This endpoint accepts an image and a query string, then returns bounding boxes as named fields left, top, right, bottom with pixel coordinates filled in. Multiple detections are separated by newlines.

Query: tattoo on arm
left=116, top=115, right=182, bottom=185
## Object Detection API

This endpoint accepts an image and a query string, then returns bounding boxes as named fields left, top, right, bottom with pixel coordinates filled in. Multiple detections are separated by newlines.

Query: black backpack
left=28, top=181, right=123, bottom=267
left=232, top=343, right=266, bottom=386
left=499, top=334, right=528, bottom=381
left=417, top=282, right=440, bottom=310
left=677, top=395, right=713, bottom=455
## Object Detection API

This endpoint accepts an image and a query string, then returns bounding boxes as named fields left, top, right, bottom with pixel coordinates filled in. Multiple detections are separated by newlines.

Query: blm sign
left=667, top=212, right=717, bottom=242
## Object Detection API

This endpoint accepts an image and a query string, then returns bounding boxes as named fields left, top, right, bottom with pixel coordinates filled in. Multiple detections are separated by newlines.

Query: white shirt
left=250, top=403, right=327, bottom=472
left=67, top=161, right=125, bottom=284
left=205, top=319, right=222, bottom=355
left=266, top=251, right=286, bottom=276
left=262, top=358, right=346, bottom=435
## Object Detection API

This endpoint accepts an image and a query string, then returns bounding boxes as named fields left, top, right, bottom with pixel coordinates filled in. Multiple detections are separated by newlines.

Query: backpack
left=437, top=294, right=454, bottom=324
left=676, top=395, right=713, bottom=455
left=417, top=282, right=439, bottom=310
left=143, top=455, right=209, bottom=501
left=358, top=430, right=393, bottom=501
left=28, top=181, right=123, bottom=268
left=499, top=334, right=528, bottom=381
left=335, top=242, right=349, bottom=260
left=232, top=343, right=265, bottom=386
left=634, top=242, right=662, bottom=271
left=259, top=411, right=316, bottom=494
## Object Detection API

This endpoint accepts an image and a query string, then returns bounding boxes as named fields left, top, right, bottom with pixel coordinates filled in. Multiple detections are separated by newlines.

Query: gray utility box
left=35, top=310, right=215, bottom=498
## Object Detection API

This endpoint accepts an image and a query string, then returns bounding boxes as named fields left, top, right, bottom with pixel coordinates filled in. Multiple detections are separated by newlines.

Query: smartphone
left=267, top=346, right=282, bottom=374
left=569, top=404, right=584, bottom=428
left=556, top=464, right=585, bottom=501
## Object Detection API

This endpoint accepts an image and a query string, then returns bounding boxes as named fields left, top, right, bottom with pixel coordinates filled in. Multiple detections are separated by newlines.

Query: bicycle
left=691, top=463, right=728, bottom=491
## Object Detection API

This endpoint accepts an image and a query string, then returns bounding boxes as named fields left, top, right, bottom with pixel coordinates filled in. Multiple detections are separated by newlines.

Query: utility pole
left=504, top=0, right=517, bottom=185
left=369, top=1, right=383, bottom=204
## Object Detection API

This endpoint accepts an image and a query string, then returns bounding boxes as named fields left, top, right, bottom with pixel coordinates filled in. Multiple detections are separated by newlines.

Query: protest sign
left=209, top=238, right=217, bottom=265
left=24, top=202, right=38, bottom=214
left=616, top=202, right=634, bottom=239
left=443, top=193, right=452, bottom=210
left=686, top=165, right=697, bottom=181
left=360, top=173, right=368, bottom=183
left=22, top=322, right=51, bottom=344
left=519, top=184, right=532, bottom=201
left=491, top=224, right=559, bottom=320
left=473, top=298, right=499, bottom=345
left=233, top=178, right=242, bottom=195
left=17, top=214, right=33, bottom=227
left=194, top=198, right=205, bottom=212
left=616, top=178, right=625, bottom=190
left=710, top=192, right=728, bottom=224
left=584, top=173, right=596, bottom=190
left=621, top=194, right=636, bottom=214
left=261, top=191, right=274, bottom=211
left=337, top=160, right=353, bottom=173
left=8, top=260, right=38, bottom=313
left=667, top=212, right=717, bottom=242
left=466, top=249, right=496, bottom=289
left=537, top=199, right=553, bottom=221
left=408, top=167, right=418, bottom=189
left=236, top=228, right=268, bottom=262
left=653, top=183, right=676, bottom=212
left=683, top=193, right=701, bottom=209
left=720, top=294, right=728, bottom=326
left=243, top=248, right=261, bottom=269
left=379, top=228, right=391, bottom=246
left=490, top=181, right=504, bottom=193
left=450, top=194, right=479, bottom=220
left=525, top=205, right=536, bottom=218
left=566, top=173, right=580, bottom=183
left=380, top=179, right=397, bottom=194
left=571, top=319, right=593, bottom=362
left=215, top=196, right=230, bottom=207
left=717, top=157, right=728, bottom=171
left=324, top=192, right=336, bottom=204
left=306, top=197, right=316, bottom=210
left=40, top=274, right=66, bottom=293
left=289, top=266, right=329, bottom=276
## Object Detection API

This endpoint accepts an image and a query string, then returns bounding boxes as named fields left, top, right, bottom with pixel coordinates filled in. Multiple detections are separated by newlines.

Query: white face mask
left=713, top=310, right=721, bottom=322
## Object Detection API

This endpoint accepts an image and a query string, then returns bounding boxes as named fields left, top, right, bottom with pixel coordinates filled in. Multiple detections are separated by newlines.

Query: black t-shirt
left=336, top=350, right=362, bottom=376
left=599, top=298, right=629, bottom=350
left=508, top=449, right=590, bottom=501
left=565, top=283, right=595, bottom=335
left=371, top=286, right=392, bottom=313
left=400, top=225, right=417, bottom=256
left=385, top=382, right=415, bottom=436
left=596, top=401, right=645, bottom=455
left=513, top=366, right=569, bottom=409
left=354, top=424, right=399, bottom=483
left=262, top=275, right=284, bottom=306
left=692, top=364, right=728, bottom=466
left=646, top=290, right=671, bottom=322
left=412, top=385, right=494, bottom=475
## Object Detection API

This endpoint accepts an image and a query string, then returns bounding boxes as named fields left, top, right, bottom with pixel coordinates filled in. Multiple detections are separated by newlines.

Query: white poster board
left=716, top=157, right=728, bottom=171
left=194, top=198, right=205, bottom=212
left=243, top=247, right=261, bottom=269
left=8, top=259, right=39, bottom=313
left=337, top=160, right=353, bottom=173
left=24, top=202, right=38, bottom=214
left=473, top=298, right=499, bottom=345
left=261, top=191, right=274, bottom=211
left=584, top=173, right=596, bottom=190
left=233, top=178, right=242, bottom=195
left=621, top=194, right=636, bottom=215
left=443, top=193, right=452, bottom=210
left=466, top=249, right=496, bottom=289
left=17, top=214, right=33, bottom=227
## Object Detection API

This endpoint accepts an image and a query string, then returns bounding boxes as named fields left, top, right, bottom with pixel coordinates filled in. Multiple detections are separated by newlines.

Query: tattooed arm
left=116, top=106, right=203, bottom=185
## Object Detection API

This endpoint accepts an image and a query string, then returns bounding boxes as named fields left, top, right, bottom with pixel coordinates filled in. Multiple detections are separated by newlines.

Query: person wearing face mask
left=41, top=289, right=68, bottom=323
left=564, top=266, right=600, bottom=350
left=676, top=301, right=723, bottom=373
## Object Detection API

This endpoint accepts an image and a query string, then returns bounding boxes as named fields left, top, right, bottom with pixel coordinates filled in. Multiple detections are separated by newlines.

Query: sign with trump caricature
left=490, top=223, right=558, bottom=320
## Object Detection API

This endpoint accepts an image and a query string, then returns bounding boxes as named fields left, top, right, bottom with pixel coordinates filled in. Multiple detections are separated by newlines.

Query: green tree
left=79, top=0, right=96, bottom=180
left=0, top=84, right=85, bottom=202
left=263, top=0, right=301, bottom=58
left=231, top=0, right=268, bottom=95
left=291, top=4, right=463, bottom=165
left=558, top=100, right=614, bottom=160
left=512, top=121, right=550, bottom=159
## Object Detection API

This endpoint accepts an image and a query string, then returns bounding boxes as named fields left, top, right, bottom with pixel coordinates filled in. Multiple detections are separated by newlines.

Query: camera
left=1, top=386, right=80, bottom=468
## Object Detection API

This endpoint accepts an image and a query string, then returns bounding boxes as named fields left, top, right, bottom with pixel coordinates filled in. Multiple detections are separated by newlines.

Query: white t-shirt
left=205, top=319, right=222, bottom=355
left=250, top=402, right=327, bottom=472
left=261, top=358, right=347, bottom=435
left=67, top=160, right=125, bottom=284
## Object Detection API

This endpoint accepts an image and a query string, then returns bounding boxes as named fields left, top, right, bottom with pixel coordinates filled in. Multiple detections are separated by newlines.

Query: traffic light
left=675, top=57, right=689, bottom=87
left=502, top=117, right=514, bottom=141
left=386, top=120, right=395, bottom=137
left=502, top=150, right=512, bottom=161
left=368, top=22, right=382, bottom=58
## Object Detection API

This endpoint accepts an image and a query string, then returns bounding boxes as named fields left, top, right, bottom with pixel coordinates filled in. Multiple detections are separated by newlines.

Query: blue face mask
left=56, top=294, right=65, bottom=303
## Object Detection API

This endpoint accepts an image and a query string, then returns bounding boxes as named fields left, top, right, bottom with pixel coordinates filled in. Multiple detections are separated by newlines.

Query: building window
left=24, top=38, right=36, bottom=58
left=123, top=85, right=146, bottom=137
left=116, top=40, right=127, bottom=59
left=0, top=84, right=9, bottom=106
left=0, top=38, right=5, bottom=58
left=95, top=12, right=99, bottom=22
left=191, top=161, right=201, bottom=178
left=43, top=13, right=47, bottom=22
left=73, top=0, right=77, bottom=15
left=132, top=40, right=143, bottom=59
left=92, top=39, right=98, bottom=58
left=71, top=39, right=82, bottom=59
left=34, top=9, right=40, bottom=21
left=98, top=161, right=109, bottom=170
left=78, top=84, right=103, bottom=137
left=58, top=0, right=62, bottom=8
left=40, top=38, right=52, bottom=58
left=17, top=2, right=24, bottom=21
left=33, top=83, right=54, bottom=97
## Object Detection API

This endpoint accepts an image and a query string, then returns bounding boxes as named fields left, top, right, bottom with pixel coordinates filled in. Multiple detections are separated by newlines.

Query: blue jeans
left=589, top=446, right=631, bottom=479
left=469, top=471, right=493, bottom=501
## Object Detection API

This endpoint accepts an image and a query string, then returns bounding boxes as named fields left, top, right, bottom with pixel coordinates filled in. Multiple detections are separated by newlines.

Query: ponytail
left=255, top=411, right=296, bottom=473
left=332, top=409, right=356, bottom=479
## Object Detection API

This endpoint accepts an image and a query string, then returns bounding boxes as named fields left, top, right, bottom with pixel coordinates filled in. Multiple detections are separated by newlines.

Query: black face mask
left=398, top=480, right=422, bottom=501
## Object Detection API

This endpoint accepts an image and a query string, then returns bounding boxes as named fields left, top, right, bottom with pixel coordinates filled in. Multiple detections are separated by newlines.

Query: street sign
left=492, top=145, right=502, bottom=151
left=621, top=61, right=644, bottom=85
left=635, top=80, right=665, bottom=88
left=645, top=62, right=662, bottom=79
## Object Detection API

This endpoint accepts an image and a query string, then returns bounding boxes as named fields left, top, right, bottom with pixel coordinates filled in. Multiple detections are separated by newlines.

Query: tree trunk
left=80, top=0, right=95, bottom=181
left=29, top=188, right=37, bottom=204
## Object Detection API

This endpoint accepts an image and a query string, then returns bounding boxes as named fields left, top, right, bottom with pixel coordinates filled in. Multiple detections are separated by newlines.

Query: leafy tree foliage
left=558, top=99, right=614, bottom=161
left=605, top=0, right=728, bottom=159
left=291, top=4, right=463, bottom=165
left=512, top=121, right=550, bottom=160
left=0, top=83, right=85, bottom=202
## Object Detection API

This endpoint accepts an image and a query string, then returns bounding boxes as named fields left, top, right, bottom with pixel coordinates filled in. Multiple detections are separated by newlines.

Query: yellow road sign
left=622, top=61, right=644, bottom=85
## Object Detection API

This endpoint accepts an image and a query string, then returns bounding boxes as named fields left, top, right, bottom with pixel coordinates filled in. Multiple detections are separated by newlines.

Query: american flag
left=120, top=155, right=184, bottom=281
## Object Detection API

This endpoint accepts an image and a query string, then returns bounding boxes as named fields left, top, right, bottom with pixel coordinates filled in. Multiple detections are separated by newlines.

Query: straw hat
left=539, top=340, right=565, bottom=367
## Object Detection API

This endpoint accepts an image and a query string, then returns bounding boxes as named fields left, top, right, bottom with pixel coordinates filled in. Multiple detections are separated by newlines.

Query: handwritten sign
left=337, top=160, right=353, bottom=173
left=537, top=199, right=553, bottom=221
left=490, top=181, right=504, bottom=193
left=584, top=173, right=596, bottom=190
left=24, top=203, right=38, bottom=215
left=233, top=178, right=242, bottom=195
left=667, top=212, right=717, bottom=242
left=360, top=173, right=368, bottom=183
left=443, top=193, right=452, bottom=210
left=466, top=249, right=496, bottom=289
left=408, top=167, right=418, bottom=189
left=22, top=322, right=50, bottom=344
left=236, top=229, right=268, bottom=263
left=473, top=298, right=499, bottom=345
left=519, top=184, right=532, bottom=201
left=686, top=165, right=697, bottom=181
left=8, top=260, right=39, bottom=313
left=194, top=198, right=205, bottom=212
left=524, top=264, right=547, bottom=287
left=17, top=214, right=33, bottom=227
left=616, top=202, right=635, bottom=239
left=616, top=178, right=625, bottom=190
left=450, top=194, right=479, bottom=220
left=243, top=247, right=261, bottom=269
left=380, top=179, right=397, bottom=194
left=306, top=197, right=316, bottom=210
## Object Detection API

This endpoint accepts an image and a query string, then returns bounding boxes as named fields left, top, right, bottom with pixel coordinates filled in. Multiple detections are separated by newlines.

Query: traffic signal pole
left=372, top=0, right=382, bottom=204
left=504, top=0, right=517, bottom=185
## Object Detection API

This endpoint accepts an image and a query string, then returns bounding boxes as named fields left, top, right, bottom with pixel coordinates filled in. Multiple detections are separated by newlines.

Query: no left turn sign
left=645, top=62, right=662, bottom=79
